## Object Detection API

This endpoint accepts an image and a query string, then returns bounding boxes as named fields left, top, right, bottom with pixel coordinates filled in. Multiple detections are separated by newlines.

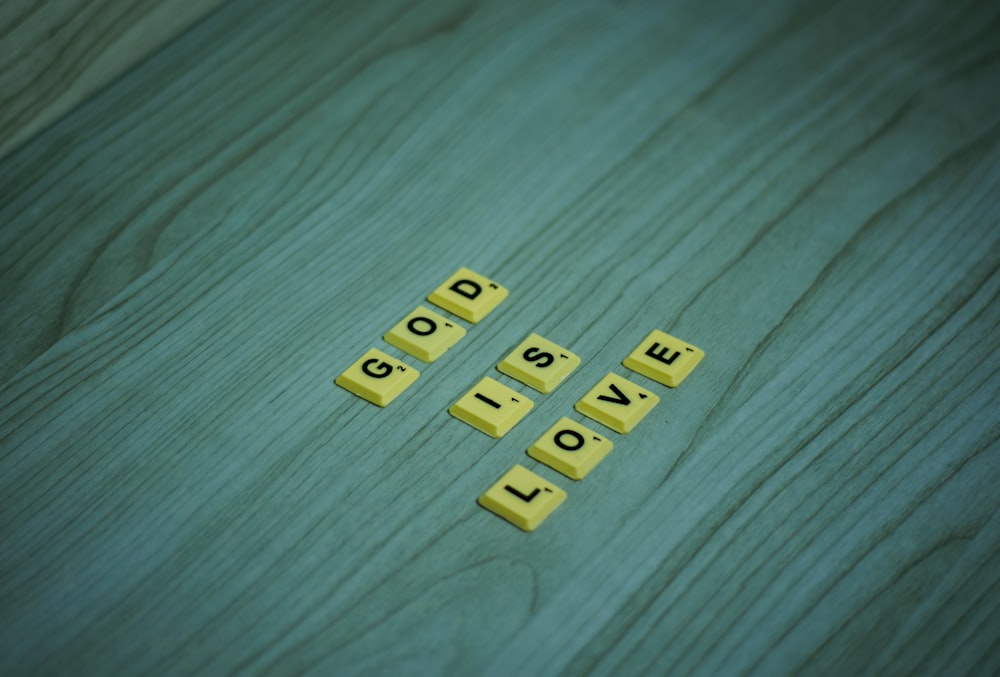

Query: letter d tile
left=428, top=267, right=508, bottom=323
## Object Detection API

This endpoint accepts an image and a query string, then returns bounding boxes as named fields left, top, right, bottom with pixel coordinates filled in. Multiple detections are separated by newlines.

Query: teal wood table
left=2, top=0, right=999, bottom=673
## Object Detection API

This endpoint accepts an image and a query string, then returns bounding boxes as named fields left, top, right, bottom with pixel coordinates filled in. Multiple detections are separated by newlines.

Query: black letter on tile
left=554, top=429, right=585, bottom=451
left=645, top=342, right=681, bottom=365
left=361, top=359, right=393, bottom=379
left=505, top=485, right=540, bottom=502
left=523, top=346, right=554, bottom=368
left=407, top=316, right=437, bottom=336
left=597, top=383, right=631, bottom=406
left=475, top=393, right=501, bottom=409
left=450, top=279, right=482, bottom=299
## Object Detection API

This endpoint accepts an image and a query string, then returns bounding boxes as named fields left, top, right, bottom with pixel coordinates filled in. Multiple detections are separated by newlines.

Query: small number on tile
left=575, top=373, right=659, bottom=434
left=427, top=267, right=508, bottom=323
left=335, top=348, right=420, bottom=407
left=449, top=377, right=533, bottom=438
left=528, top=417, right=613, bottom=480
left=623, top=329, right=704, bottom=387
left=385, top=305, right=466, bottom=362
left=497, top=333, right=580, bottom=393
left=478, top=464, right=567, bottom=531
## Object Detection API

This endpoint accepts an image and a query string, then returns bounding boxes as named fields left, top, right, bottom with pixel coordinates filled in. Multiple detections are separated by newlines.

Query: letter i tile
left=449, top=377, right=533, bottom=438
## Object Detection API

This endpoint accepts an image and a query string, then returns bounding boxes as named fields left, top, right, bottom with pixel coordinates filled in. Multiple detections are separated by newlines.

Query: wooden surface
left=2, top=0, right=999, bottom=673
left=0, top=0, right=225, bottom=159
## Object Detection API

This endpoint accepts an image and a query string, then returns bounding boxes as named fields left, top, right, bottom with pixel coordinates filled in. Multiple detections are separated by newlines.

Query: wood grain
left=1, top=0, right=999, bottom=673
left=0, top=0, right=225, bottom=159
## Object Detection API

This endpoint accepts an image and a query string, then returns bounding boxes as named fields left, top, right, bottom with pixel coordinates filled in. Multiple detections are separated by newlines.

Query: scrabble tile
left=528, top=417, right=613, bottom=480
left=575, top=372, right=659, bottom=434
left=623, top=329, right=704, bottom=387
left=478, top=464, right=567, bottom=531
left=449, top=376, right=533, bottom=438
left=335, top=348, right=419, bottom=407
left=384, top=305, right=466, bottom=362
left=497, top=333, right=581, bottom=393
left=428, top=267, right=508, bottom=323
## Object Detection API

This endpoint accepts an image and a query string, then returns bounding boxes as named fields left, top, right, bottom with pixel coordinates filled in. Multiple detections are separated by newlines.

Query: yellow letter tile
left=384, top=305, right=466, bottom=362
left=527, top=417, right=613, bottom=480
left=335, top=348, right=420, bottom=407
left=427, top=267, right=508, bottom=323
left=478, top=464, right=566, bottom=531
left=623, top=329, right=704, bottom=387
left=449, top=376, right=533, bottom=438
left=575, top=373, right=659, bottom=434
left=497, top=333, right=581, bottom=394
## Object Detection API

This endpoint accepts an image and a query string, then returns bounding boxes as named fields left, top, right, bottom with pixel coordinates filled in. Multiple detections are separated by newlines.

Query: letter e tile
left=623, top=329, right=704, bottom=387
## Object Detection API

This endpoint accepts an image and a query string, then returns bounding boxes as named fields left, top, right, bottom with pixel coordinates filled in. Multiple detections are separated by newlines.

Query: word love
left=477, top=329, right=704, bottom=531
